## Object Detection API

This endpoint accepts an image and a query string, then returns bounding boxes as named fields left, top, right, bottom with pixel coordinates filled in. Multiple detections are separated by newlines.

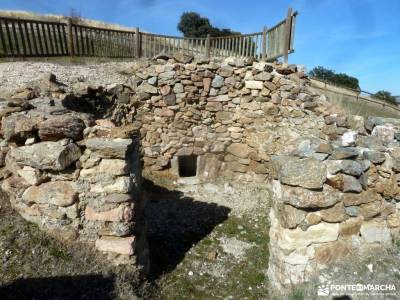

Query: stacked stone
left=0, top=75, right=147, bottom=268
left=2, top=139, right=82, bottom=241
left=1, top=56, right=400, bottom=289
left=267, top=116, right=400, bottom=289
left=126, top=57, right=324, bottom=182
left=78, top=131, right=147, bottom=266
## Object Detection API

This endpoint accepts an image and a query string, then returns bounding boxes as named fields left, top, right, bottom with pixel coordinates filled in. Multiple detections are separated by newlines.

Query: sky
left=1, top=0, right=399, bottom=95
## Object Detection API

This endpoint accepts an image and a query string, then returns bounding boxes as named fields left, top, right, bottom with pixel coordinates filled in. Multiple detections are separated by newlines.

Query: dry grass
left=0, top=188, right=154, bottom=300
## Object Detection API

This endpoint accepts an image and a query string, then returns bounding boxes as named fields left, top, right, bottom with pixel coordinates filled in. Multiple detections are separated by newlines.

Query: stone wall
left=268, top=122, right=400, bottom=287
left=116, top=56, right=400, bottom=289
left=122, top=56, right=326, bottom=185
left=0, top=78, right=148, bottom=270
left=1, top=55, right=400, bottom=289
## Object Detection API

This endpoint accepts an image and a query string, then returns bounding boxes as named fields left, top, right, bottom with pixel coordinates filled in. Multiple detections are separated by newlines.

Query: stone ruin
left=1, top=54, right=400, bottom=290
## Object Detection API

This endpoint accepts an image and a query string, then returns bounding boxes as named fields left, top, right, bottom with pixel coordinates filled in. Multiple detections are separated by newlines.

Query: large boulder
left=22, top=181, right=77, bottom=207
left=6, top=141, right=81, bottom=171
left=38, top=115, right=85, bottom=141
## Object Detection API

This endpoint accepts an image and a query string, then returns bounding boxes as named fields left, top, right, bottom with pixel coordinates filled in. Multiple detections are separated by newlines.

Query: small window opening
left=178, top=155, right=197, bottom=177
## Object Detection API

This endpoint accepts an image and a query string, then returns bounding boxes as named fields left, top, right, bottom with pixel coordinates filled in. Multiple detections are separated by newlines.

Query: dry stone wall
left=117, top=56, right=400, bottom=289
left=0, top=75, right=148, bottom=270
left=1, top=55, right=400, bottom=290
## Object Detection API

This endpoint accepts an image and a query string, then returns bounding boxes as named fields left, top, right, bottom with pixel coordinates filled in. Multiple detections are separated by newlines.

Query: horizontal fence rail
left=0, top=8, right=297, bottom=61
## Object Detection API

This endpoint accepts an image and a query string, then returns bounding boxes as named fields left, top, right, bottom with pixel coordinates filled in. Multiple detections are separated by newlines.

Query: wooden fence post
left=135, top=27, right=141, bottom=58
left=205, top=34, right=211, bottom=58
left=67, top=17, right=74, bottom=58
left=283, top=7, right=293, bottom=64
left=262, top=26, right=267, bottom=61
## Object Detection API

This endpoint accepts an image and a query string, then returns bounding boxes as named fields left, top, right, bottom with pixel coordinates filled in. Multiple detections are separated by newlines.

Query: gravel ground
left=0, top=61, right=134, bottom=94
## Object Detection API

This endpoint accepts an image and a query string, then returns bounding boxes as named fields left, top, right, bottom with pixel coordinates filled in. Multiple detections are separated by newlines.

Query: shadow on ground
left=0, top=275, right=116, bottom=300
left=144, top=179, right=231, bottom=281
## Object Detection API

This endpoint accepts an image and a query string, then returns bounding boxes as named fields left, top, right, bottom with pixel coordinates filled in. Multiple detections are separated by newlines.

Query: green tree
left=309, top=66, right=335, bottom=82
left=374, top=90, right=397, bottom=104
left=177, top=12, right=239, bottom=38
left=309, top=66, right=360, bottom=90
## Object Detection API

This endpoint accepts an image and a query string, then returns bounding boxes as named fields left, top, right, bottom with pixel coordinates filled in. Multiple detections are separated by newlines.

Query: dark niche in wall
left=178, top=155, right=197, bottom=177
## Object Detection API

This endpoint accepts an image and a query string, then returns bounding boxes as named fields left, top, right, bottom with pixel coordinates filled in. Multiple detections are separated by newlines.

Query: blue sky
left=1, top=0, right=399, bottom=94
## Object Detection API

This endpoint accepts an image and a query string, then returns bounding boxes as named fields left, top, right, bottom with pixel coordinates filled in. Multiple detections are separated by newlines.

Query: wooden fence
left=0, top=8, right=297, bottom=62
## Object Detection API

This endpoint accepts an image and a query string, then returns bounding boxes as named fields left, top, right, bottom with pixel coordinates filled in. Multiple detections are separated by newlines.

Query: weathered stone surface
left=163, top=93, right=176, bottom=106
left=208, top=95, right=230, bottom=102
left=173, top=52, right=193, bottom=63
left=245, top=80, right=263, bottom=90
left=305, top=213, right=322, bottom=226
left=205, top=101, right=222, bottom=112
left=85, top=205, right=131, bottom=222
left=339, top=216, right=363, bottom=238
left=1, top=175, right=30, bottom=195
left=85, top=138, right=132, bottom=159
left=277, top=222, right=339, bottom=250
left=313, top=241, right=350, bottom=265
left=343, top=190, right=381, bottom=206
left=319, top=202, right=346, bottom=223
left=275, top=203, right=307, bottom=229
left=371, top=125, right=395, bottom=142
left=203, top=78, right=212, bottom=93
left=387, top=212, right=400, bottom=228
left=103, top=193, right=132, bottom=204
left=159, top=85, right=171, bottom=96
left=91, top=177, right=132, bottom=194
left=98, top=159, right=128, bottom=175
left=359, top=200, right=382, bottom=220
left=211, top=75, right=224, bottom=88
left=38, top=115, right=85, bottom=141
left=226, top=161, right=248, bottom=173
left=17, top=166, right=45, bottom=185
left=226, top=143, right=252, bottom=159
left=139, top=82, right=158, bottom=94
left=6, top=141, right=81, bottom=171
left=330, top=147, right=358, bottom=160
left=344, top=206, right=359, bottom=217
left=278, top=158, right=326, bottom=189
left=341, top=131, right=357, bottom=146
left=347, top=115, right=365, bottom=133
left=95, top=236, right=135, bottom=255
left=110, top=123, right=140, bottom=138
left=254, top=72, right=272, bottom=81
left=339, top=160, right=363, bottom=176
left=22, top=181, right=77, bottom=207
left=327, top=174, right=362, bottom=193
left=1, top=114, right=44, bottom=142
left=363, top=150, right=386, bottom=164
left=273, top=181, right=342, bottom=208
left=360, top=219, right=392, bottom=244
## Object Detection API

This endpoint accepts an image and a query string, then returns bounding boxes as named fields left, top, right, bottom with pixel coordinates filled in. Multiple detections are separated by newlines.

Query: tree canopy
left=374, top=90, right=397, bottom=104
left=177, top=12, right=239, bottom=38
left=309, top=66, right=360, bottom=91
